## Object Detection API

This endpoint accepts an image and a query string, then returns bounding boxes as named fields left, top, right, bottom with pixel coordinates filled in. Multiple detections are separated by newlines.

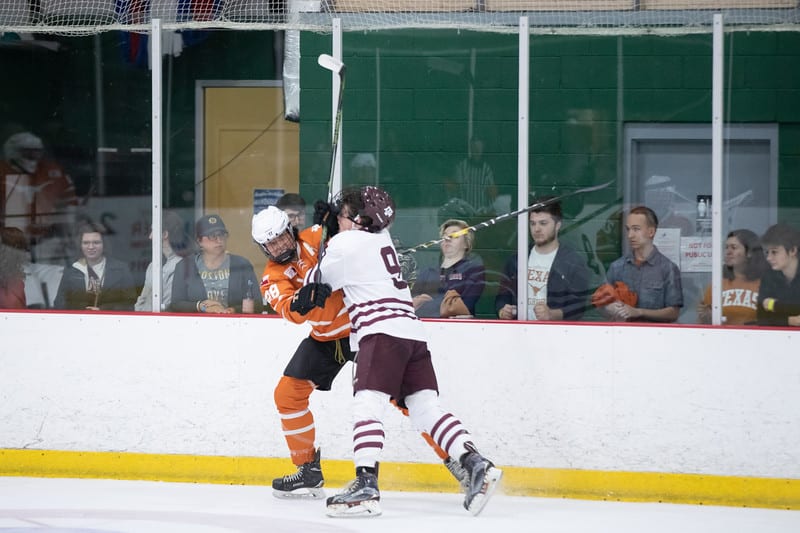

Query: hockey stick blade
left=318, top=54, right=346, bottom=75
left=400, top=180, right=613, bottom=254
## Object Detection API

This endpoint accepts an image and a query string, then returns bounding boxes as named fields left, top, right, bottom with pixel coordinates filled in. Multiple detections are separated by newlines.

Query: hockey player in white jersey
left=303, top=186, right=502, bottom=518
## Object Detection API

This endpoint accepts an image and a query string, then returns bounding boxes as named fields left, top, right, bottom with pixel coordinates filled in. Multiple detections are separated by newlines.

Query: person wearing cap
left=169, top=214, right=263, bottom=314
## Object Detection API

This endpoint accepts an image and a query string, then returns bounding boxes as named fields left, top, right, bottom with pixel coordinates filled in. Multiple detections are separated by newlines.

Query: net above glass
left=1, top=1, right=798, bottom=36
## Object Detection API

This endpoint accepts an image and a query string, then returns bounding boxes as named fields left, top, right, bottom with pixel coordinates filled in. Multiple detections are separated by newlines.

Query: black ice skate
left=272, top=448, right=324, bottom=499
left=460, top=445, right=503, bottom=516
left=444, top=455, right=470, bottom=493
left=325, top=469, right=381, bottom=518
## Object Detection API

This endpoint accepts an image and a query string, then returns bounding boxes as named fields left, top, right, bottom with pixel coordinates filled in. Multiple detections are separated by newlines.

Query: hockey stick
left=399, top=180, right=613, bottom=255
left=318, top=53, right=346, bottom=203
left=314, top=53, right=346, bottom=282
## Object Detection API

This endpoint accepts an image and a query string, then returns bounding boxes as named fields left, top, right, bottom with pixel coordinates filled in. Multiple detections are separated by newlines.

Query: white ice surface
left=0, top=477, right=797, bottom=533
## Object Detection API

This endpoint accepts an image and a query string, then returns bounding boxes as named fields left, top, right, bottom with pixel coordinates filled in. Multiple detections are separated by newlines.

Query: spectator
left=0, top=131, right=79, bottom=265
left=600, top=206, right=683, bottom=322
left=447, top=137, right=497, bottom=216
left=412, top=219, right=485, bottom=318
left=169, top=214, right=263, bottom=314
left=0, top=226, right=62, bottom=309
left=276, top=193, right=307, bottom=229
left=350, top=153, right=377, bottom=186
left=0, top=226, right=28, bottom=309
left=135, top=210, right=192, bottom=311
left=697, top=229, right=768, bottom=325
left=757, top=223, right=800, bottom=327
left=53, top=221, right=137, bottom=311
left=23, top=260, right=63, bottom=309
left=495, top=198, right=589, bottom=321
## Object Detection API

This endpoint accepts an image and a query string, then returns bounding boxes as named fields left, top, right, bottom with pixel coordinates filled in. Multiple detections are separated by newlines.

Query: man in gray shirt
left=601, top=205, right=683, bottom=322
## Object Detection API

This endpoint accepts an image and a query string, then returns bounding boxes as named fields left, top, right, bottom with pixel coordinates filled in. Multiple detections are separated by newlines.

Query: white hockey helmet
left=4, top=132, right=44, bottom=174
left=251, top=206, right=296, bottom=263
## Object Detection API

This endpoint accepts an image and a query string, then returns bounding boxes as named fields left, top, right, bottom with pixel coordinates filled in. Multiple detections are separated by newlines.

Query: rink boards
left=1, top=311, right=798, bottom=509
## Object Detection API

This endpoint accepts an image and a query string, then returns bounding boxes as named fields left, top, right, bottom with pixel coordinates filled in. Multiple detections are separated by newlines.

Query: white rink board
left=1, top=312, right=799, bottom=479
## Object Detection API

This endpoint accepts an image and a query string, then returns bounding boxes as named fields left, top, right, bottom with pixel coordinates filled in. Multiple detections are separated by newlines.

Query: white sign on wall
left=681, top=236, right=713, bottom=272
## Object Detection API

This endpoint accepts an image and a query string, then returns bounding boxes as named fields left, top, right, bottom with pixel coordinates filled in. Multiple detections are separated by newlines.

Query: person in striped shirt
left=449, top=137, right=497, bottom=215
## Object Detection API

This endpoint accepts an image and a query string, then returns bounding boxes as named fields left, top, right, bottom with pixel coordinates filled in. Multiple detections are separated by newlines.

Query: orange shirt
left=702, top=277, right=760, bottom=325
left=259, top=225, right=350, bottom=342
left=0, top=278, right=26, bottom=309
left=0, top=160, right=77, bottom=234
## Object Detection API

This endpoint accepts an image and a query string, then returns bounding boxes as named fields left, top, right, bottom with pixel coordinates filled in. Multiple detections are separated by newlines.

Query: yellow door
left=203, top=86, right=299, bottom=270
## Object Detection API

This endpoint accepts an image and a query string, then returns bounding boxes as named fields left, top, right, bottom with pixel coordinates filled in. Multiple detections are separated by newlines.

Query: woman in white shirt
left=135, top=210, right=191, bottom=311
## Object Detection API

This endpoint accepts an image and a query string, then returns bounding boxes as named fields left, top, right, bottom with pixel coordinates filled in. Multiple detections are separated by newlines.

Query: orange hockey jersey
left=259, top=224, right=350, bottom=342
left=0, top=159, right=78, bottom=235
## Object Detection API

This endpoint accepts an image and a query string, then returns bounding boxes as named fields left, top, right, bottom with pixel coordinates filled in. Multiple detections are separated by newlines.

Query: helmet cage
left=256, top=228, right=297, bottom=264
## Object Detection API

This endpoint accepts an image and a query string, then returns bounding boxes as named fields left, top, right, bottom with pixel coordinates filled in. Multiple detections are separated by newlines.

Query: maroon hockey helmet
left=335, top=186, right=396, bottom=233
left=358, top=186, right=395, bottom=232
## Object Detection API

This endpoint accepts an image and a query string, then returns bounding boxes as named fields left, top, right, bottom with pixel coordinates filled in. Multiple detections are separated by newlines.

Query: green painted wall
left=300, top=30, right=800, bottom=318
left=3, top=28, right=799, bottom=318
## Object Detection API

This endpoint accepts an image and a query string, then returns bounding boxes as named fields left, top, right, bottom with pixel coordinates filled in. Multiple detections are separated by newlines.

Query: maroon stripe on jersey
left=351, top=296, right=413, bottom=309
left=351, top=310, right=418, bottom=334
left=350, top=306, right=417, bottom=323
left=348, top=298, right=415, bottom=319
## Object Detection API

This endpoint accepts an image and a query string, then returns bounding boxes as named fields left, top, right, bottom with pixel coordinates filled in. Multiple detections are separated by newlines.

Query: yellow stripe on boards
left=500, top=467, right=800, bottom=510
left=1, top=449, right=797, bottom=510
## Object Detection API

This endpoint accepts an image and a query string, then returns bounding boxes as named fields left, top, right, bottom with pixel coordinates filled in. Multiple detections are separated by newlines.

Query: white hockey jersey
left=309, top=229, right=427, bottom=350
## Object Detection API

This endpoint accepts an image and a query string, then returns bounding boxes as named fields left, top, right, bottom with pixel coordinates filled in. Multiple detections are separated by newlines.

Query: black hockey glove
left=313, top=200, right=340, bottom=238
left=290, top=282, right=333, bottom=315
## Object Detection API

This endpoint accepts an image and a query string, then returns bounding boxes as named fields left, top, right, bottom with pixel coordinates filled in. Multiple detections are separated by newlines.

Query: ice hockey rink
left=0, top=477, right=797, bottom=533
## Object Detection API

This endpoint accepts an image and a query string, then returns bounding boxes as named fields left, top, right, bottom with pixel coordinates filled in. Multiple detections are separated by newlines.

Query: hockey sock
left=274, top=376, right=316, bottom=465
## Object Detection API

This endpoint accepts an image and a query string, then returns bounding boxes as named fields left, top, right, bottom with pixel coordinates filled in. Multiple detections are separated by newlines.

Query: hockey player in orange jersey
left=0, top=132, right=79, bottom=264
left=251, top=204, right=467, bottom=500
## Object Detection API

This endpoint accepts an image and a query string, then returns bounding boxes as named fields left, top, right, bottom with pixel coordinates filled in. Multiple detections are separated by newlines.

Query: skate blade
left=326, top=499, right=382, bottom=518
left=272, top=487, right=325, bottom=500
left=467, top=467, right=503, bottom=517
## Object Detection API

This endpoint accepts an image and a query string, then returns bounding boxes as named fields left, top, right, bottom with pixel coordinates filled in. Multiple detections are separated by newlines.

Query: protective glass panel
left=164, top=29, right=282, bottom=316
left=519, top=33, right=713, bottom=324
left=302, top=30, right=519, bottom=320
left=1, top=31, right=149, bottom=312
left=719, top=30, right=799, bottom=328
